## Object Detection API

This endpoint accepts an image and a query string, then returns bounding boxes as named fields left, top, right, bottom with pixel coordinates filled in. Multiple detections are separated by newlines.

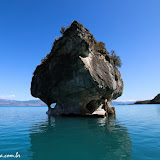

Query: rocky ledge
left=31, top=21, right=123, bottom=117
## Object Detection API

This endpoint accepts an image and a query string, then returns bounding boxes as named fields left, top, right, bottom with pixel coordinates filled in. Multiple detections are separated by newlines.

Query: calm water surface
left=0, top=104, right=160, bottom=160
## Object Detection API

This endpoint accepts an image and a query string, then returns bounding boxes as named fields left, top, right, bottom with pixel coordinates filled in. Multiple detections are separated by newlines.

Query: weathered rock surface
left=31, top=21, right=123, bottom=116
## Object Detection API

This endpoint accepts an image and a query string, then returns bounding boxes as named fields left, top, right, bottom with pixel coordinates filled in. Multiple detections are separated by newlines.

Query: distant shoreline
left=134, top=93, right=160, bottom=105
left=0, top=99, right=45, bottom=106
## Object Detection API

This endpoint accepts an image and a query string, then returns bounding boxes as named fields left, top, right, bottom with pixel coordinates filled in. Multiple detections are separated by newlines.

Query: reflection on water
left=29, top=115, right=131, bottom=160
left=0, top=105, right=160, bottom=159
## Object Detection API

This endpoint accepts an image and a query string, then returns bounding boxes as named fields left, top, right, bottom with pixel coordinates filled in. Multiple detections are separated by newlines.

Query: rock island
left=31, top=21, right=123, bottom=117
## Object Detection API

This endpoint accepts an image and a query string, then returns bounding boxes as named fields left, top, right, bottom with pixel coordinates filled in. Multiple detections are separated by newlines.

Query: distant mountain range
left=111, top=101, right=135, bottom=105
left=0, top=98, right=135, bottom=106
left=1, top=95, right=159, bottom=107
left=0, top=99, right=46, bottom=106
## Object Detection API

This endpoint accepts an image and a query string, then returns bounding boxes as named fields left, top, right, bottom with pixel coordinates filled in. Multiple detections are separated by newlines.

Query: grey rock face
left=31, top=21, right=123, bottom=116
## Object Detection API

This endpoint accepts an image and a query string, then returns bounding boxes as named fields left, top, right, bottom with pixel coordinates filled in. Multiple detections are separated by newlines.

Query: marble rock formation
left=31, top=21, right=123, bottom=116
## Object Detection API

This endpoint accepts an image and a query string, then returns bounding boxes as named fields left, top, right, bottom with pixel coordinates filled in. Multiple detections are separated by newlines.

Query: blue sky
left=0, top=0, right=160, bottom=101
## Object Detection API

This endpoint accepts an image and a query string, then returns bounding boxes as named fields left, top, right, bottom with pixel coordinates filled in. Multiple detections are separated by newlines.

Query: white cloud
left=0, top=95, right=16, bottom=99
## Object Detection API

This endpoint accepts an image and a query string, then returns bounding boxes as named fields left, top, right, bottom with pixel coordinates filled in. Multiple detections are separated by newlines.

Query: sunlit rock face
left=31, top=21, right=123, bottom=116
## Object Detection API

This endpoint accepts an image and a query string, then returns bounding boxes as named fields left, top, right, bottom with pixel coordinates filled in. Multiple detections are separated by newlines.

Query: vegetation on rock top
left=39, top=21, right=122, bottom=68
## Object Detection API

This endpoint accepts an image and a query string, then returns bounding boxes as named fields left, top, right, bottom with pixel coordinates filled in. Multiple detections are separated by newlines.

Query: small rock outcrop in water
left=31, top=21, right=123, bottom=116
left=135, top=93, right=160, bottom=104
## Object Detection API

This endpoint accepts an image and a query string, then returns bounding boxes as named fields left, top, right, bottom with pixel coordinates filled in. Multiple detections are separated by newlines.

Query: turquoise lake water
left=0, top=104, right=160, bottom=160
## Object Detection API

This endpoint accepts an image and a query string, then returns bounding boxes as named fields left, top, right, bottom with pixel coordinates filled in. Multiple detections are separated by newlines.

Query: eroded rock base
left=46, top=104, right=116, bottom=118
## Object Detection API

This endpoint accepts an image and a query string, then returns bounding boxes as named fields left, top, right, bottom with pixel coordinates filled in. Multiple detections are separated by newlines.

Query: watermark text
left=0, top=152, right=20, bottom=158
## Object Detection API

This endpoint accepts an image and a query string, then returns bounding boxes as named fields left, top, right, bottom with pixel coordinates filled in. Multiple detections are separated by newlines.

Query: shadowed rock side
left=31, top=21, right=123, bottom=116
